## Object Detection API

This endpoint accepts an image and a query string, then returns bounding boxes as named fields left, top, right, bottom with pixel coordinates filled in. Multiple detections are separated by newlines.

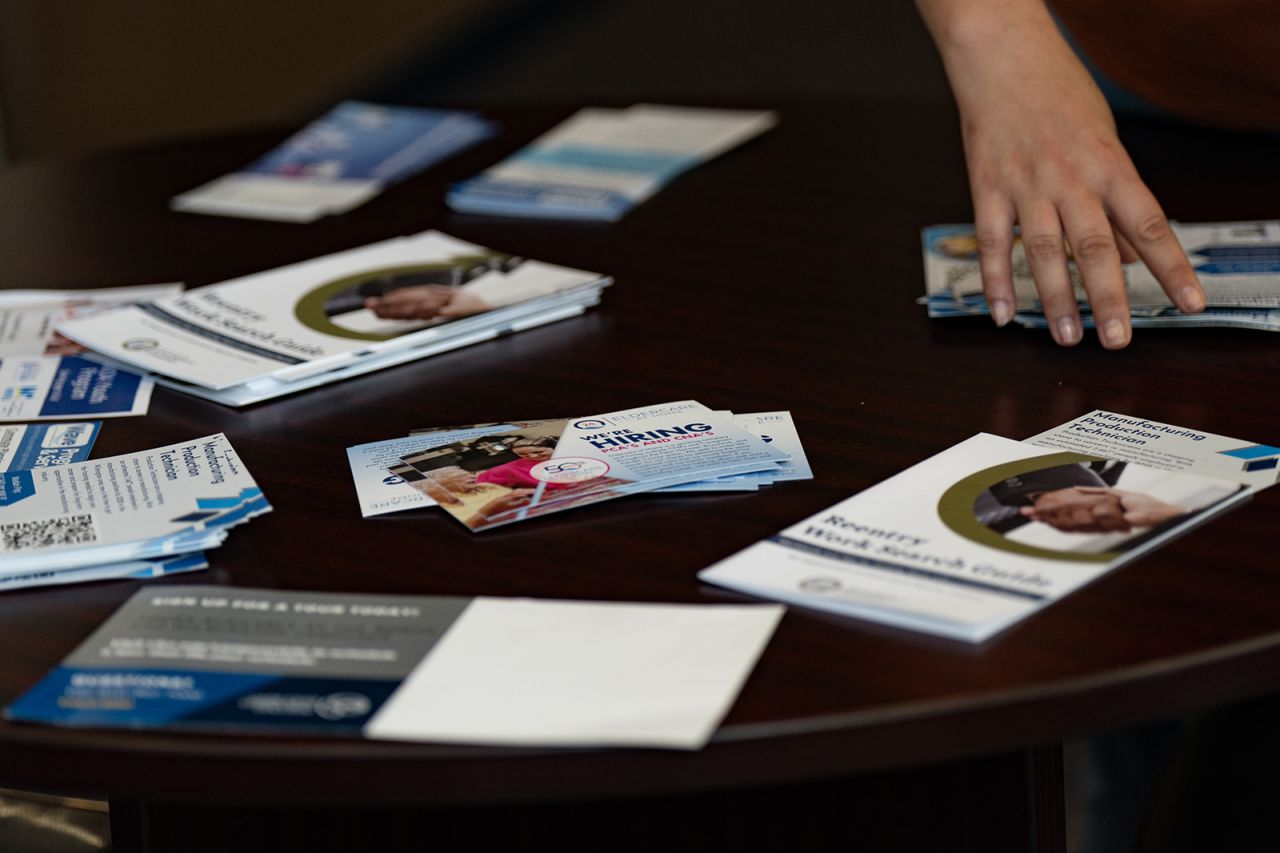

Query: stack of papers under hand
left=447, top=104, right=777, bottom=221
left=6, top=585, right=783, bottom=750
left=172, top=101, right=497, bottom=223
left=347, top=402, right=813, bottom=528
left=0, top=434, right=268, bottom=587
left=57, top=231, right=610, bottom=407
left=920, top=220, right=1280, bottom=332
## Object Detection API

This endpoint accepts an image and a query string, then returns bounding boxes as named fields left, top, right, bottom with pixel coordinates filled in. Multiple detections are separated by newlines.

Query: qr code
left=1, top=514, right=97, bottom=551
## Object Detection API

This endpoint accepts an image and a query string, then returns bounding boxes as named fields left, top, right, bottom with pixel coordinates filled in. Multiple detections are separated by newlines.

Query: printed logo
left=1, top=387, right=37, bottom=401
left=314, top=692, right=372, bottom=721
left=42, top=424, right=92, bottom=448
left=123, top=338, right=159, bottom=352
left=760, top=434, right=773, bottom=443
left=382, top=475, right=404, bottom=486
left=572, top=419, right=609, bottom=430
left=798, top=577, right=842, bottom=594
left=530, top=457, right=610, bottom=484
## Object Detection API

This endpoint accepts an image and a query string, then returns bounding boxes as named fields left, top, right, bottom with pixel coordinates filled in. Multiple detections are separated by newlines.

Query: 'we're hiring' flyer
left=701, top=411, right=1277, bottom=642
left=401, top=401, right=790, bottom=531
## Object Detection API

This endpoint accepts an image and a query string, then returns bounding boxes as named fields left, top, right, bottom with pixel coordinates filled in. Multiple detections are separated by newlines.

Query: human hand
left=917, top=0, right=1205, bottom=348
left=1110, top=489, right=1187, bottom=527
left=363, top=285, right=453, bottom=320
left=437, top=290, right=494, bottom=319
left=1020, top=486, right=1130, bottom=532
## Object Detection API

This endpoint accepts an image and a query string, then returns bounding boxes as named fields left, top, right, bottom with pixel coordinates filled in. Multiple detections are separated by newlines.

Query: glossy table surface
left=0, top=103, right=1277, bottom=807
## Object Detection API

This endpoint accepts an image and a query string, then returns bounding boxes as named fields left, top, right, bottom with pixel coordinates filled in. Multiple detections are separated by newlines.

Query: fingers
left=1110, top=185, right=1205, bottom=314
left=1018, top=204, right=1083, bottom=346
left=1060, top=200, right=1131, bottom=349
left=974, top=198, right=1017, bottom=327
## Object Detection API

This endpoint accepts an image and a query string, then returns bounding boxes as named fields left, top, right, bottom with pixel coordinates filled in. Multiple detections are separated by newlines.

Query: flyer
left=921, top=220, right=1280, bottom=320
left=700, top=413, right=1274, bottom=642
left=0, top=552, right=208, bottom=594
left=0, top=422, right=100, bottom=471
left=6, top=586, right=784, bottom=750
left=0, top=356, right=152, bottom=421
left=346, top=424, right=520, bottom=517
left=58, top=231, right=609, bottom=400
left=172, top=102, right=497, bottom=222
left=0, top=434, right=269, bottom=575
left=400, top=401, right=790, bottom=531
left=0, top=284, right=183, bottom=357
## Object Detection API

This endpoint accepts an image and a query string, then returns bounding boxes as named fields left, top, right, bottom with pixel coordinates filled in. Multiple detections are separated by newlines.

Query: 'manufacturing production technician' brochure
left=701, top=412, right=1278, bottom=642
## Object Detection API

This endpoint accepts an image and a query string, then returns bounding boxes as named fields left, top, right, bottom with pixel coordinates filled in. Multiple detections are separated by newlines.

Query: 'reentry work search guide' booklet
left=5, top=586, right=783, bottom=750
left=700, top=412, right=1278, bottom=642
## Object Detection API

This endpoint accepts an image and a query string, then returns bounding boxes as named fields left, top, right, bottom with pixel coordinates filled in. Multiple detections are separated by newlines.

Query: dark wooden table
left=0, top=103, right=1277, bottom=852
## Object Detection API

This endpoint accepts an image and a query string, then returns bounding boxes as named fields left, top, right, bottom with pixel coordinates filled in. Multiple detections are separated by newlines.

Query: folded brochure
left=700, top=411, right=1277, bottom=642
left=58, top=231, right=609, bottom=406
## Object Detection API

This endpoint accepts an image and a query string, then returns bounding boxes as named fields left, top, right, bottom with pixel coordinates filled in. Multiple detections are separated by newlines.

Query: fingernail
left=1101, top=319, right=1129, bottom=349
left=991, top=298, right=1013, bottom=327
left=1055, top=316, right=1081, bottom=346
left=1180, top=286, right=1205, bottom=313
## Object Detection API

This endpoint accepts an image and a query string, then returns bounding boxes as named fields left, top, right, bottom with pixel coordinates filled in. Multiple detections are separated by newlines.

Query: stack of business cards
left=0, top=284, right=183, bottom=357
left=0, top=434, right=268, bottom=587
left=701, top=411, right=1277, bottom=643
left=347, top=403, right=812, bottom=528
left=6, top=585, right=783, bottom=750
left=57, top=231, right=610, bottom=407
left=173, top=101, right=497, bottom=223
left=447, top=104, right=777, bottom=221
left=920, top=220, right=1280, bottom=331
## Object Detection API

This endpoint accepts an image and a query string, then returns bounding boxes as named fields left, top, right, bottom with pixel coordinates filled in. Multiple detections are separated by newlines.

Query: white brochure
left=57, top=231, right=609, bottom=394
left=0, top=355, right=152, bottom=421
left=0, top=284, right=183, bottom=357
left=402, top=401, right=789, bottom=531
left=0, top=434, right=269, bottom=575
left=700, top=413, right=1275, bottom=642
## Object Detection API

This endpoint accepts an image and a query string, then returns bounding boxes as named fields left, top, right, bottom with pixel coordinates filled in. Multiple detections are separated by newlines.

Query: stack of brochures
left=172, top=101, right=497, bottom=222
left=6, top=586, right=783, bottom=750
left=447, top=104, right=777, bottom=221
left=0, top=434, right=268, bottom=591
left=701, top=411, right=1279, bottom=643
left=347, top=403, right=812, bottom=529
left=57, top=231, right=610, bottom=407
left=920, top=220, right=1280, bottom=331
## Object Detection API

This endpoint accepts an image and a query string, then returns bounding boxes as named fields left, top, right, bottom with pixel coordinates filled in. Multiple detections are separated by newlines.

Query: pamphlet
left=400, top=401, right=789, bottom=531
left=0, top=422, right=100, bottom=471
left=0, top=356, right=152, bottom=421
left=6, top=586, right=784, bottom=750
left=700, top=412, right=1275, bottom=642
left=0, top=434, right=269, bottom=575
left=921, top=220, right=1280, bottom=330
left=58, top=231, right=609, bottom=405
left=448, top=104, right=776, bottom=221
left=0, top=552, right=208, bottom=594
left=0, top=285, right=183, bottom=356
left=172, top=102, right=496, bottom=222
